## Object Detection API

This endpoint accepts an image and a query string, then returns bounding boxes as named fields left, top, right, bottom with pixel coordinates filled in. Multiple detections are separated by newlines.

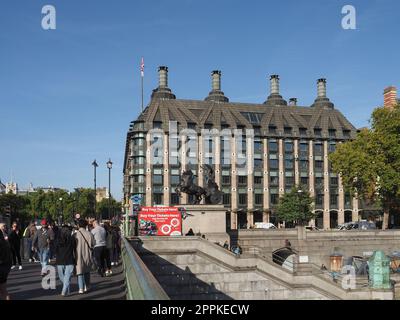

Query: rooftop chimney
left=151, top=66, right=176, bottom=100
left=311, top=78, right=334, bottom=109
left=264, top=74, right=287, bottom=106
left=384, top=86, right=397, bottom=109
left=205, top=70, right=229, bottom=102
left=289, top=98, right=297, bottom=106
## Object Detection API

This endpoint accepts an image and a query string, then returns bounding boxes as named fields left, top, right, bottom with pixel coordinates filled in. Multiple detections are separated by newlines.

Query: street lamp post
left=107, top=158, right=113, bottom=221
left=58, top=197, right=63, bottom=226
left=92, top=160, right=99, bottom=220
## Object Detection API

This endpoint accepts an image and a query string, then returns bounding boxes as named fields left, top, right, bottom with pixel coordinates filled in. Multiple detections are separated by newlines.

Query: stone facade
left=123, top=66, right=364, bottom=230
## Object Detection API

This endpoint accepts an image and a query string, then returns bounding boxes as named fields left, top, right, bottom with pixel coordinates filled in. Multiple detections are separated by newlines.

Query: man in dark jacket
left=0, top=230, right=12, bottom=300
left=32, top=219, right=54, bottom=276
left=8, top=222, right=22, bottom=270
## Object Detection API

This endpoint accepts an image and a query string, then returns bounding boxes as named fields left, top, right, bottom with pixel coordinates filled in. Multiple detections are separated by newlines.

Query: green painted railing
left=121, top=237, right=170, bottom=300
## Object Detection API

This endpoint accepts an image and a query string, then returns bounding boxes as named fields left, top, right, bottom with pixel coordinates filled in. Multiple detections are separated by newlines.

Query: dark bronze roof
left=130, top=98, right=357, bottom=140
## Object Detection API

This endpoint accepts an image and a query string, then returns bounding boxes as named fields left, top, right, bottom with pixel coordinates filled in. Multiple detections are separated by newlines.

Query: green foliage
left=330, top=104, right=400, bottom=228
left=276, top=186, right=314, bottom=226
left=0, top=188, right=121, bottom=223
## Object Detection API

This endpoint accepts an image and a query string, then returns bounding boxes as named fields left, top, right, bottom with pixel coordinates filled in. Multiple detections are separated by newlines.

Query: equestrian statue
left=175, top=164, right=223, bottom=205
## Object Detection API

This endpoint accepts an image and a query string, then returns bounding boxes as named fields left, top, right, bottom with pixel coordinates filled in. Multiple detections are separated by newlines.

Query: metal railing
left=121, top=237, right=169, bottom=300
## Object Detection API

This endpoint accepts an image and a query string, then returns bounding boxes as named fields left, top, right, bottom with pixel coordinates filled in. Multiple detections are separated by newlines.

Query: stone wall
left=238, top=229, right=400, bottom=267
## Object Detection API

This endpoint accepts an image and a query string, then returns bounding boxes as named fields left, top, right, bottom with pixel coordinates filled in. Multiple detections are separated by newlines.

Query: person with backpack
left=32, top=219, right=54, bottom=276
left=8, top=222, right=22, bottom=270
left=55, top=225, right=76, bottom=297
left=0, top=230, right=12, bottom=300
left=75, top=219, right=94, bottom=294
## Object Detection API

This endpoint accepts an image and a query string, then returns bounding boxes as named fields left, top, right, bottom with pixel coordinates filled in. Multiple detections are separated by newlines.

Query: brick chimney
left=384, top=86, right=397, bottom=108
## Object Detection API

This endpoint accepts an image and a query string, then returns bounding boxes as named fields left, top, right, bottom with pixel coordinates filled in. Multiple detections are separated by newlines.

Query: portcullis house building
left=123, top=66, right=361, bottom=230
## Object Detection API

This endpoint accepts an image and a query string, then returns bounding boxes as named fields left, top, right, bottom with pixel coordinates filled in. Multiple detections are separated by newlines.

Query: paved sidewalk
left=7, top=261, right=126, bottom=300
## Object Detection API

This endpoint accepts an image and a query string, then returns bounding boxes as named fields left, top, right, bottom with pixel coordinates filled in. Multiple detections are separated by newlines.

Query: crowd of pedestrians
left=0, top=218, right=122, bottom=299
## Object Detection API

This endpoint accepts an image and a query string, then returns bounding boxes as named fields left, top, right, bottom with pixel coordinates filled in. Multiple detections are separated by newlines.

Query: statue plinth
left=181, top=204, right=228, bottom=244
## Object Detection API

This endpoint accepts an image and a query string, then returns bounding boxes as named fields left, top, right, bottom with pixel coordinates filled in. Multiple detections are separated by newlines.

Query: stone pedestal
left=182, top=204, right=228, bottom=244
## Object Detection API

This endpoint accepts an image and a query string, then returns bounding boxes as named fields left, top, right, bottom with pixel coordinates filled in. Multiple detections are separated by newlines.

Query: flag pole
left=140, top=57, right=144, bottom=112
left=141, top=73, right=144, bottom=112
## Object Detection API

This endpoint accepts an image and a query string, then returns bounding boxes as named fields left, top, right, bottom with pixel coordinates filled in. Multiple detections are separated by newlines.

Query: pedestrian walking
left=91, top=220, right=108, bottom=277
left=55, top=225, right=76, bottom=297
left=75, top=219, right=94, bottom=294
left=32, top=219, right=54, bottom=276
left=23, top=221, right=38, bottom=262
left=104, top=222, right=113, bottom=276
left=0, top=230, right=12, bottom=300
left=8, top=222, right=22, bottom=270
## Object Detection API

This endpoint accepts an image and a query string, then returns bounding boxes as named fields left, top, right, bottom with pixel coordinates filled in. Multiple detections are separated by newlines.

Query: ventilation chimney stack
left=384, top=86, right=397, bottom=109
left=311, top=78, right=333, bottom=109
left=289, top=98, right=297, bottom=106
left=205, top=70, right=229, bottom=102
left=264, top=75, right=287, bottom=106
left=151, top=66, right=176, bottom=100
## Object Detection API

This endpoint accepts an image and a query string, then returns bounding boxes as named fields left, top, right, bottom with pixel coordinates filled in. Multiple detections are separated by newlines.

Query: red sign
left=138, top=207, right=182, bottom=236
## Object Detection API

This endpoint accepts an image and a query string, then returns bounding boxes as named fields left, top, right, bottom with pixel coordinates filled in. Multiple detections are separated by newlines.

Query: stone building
left=123, top=66, right=361, bottom=230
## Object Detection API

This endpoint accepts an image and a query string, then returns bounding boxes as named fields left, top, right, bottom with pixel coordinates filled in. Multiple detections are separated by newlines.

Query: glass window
left=255, top=194, right=263, bottom=205
left=270, top=194, right=279, bottom=205
left=239, top=194, right=247, bottom=205
left=330, top=177, right=338, bottom=185
left=285, top=176, right=294, bottom=186
left=238, top=176, right=247, bottom=185
left=268, top=140, right=278, bottom=152
left=299, top=128, right=307, bottom=136
left=284, top=127, right=292, bottom=135
left=284, top=141, right=293, bottom=152
left=329, top=129, right=336, bottom=138
left=254, top=140, right=263, bottom=153
left=314, top=128, right=322, bottom=137
left=222, top=176, right=231, bottom=185
left=269, top=176, right=279, bottom=185
left=285, top=159, right=293, bottom=169
left=153, top=194, right=163, bottom=205
left=170, top=175, right=180, bottom=186
left=269, top=159, right=278, bottom=169
left=223, top=193, right=231, bottom=205
left=171, top=193, right=180, bottom=205
left=153, top=121, right=162, bottom=129
left=254, top=158, right=263, bottom=168
left=300, top=160, right=308, bottom=171
left=153, top=175, right=163, bottom=185
left=254, top=176, right=263, bottom=185
left=300, top=177, right=308, bottom=187
left=316, top=194, right=324, bottom=206
left=269, top=126, right=277, bottom=134
left=315, top=161, right=323, bottom=170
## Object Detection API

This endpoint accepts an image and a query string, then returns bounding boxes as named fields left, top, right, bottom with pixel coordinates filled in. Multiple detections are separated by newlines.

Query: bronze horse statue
left=175, top=165, right=222, bottom=205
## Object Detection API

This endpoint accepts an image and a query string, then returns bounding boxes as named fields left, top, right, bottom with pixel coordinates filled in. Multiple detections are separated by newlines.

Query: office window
left=269, top=159, right=278, bottom=169
left=284, top=127, right=292, bottom=135
left=315, top=194, right=324, bottom=206
left=330, top=193, right=338, bottom=206
left=299, top=128, right=307, bottom=136
left=270, top=194, right=279, bottom=205
left=300, top=160, right=308, bottom=171
left=315, top=177, right=323, bottom=187
left=285, top=176, right=294, bottom=186
left=153, top=194, right=163, bottom=205
left=222, top=176, right=231, bottom=185
left=329, top=129, right=336, bottom=138
left=171, top=193, right=180, bottom=205
left=314, top=128, right=322, bottom=137
left=300, top=177, right=309, bottom=186
left=239, top=194, right=247, bottom=205
left=314, top=143, right=323, bottom=155
left=269, top=176, right=279, bottom=185
left=223, top=193, right=231, bottom=205
left=284, top=141, right=293, bottom=152
left=254, top=176, right=263, bottom=185
left=254, top=140, right=263, bottom=153
left=238, top=176, right=247, bottom=185
left=153, top=175, right=163, bottom=185
left=269, top=126, right=277, bottom=134
left=329, top=143, right=336, bottom=153
left=330, top=177, right=338, bottom=186
left=315, top=161, right=323, bottom=170
left=269, top=140, right=278, bottom=152
left=255, top=194, right=263, bottom=205
left=254, top=158, right=263, bottom=168
left=285, top=159, right=293, bottom=169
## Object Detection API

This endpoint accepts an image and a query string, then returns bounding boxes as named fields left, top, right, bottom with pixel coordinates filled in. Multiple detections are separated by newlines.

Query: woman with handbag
left=75, top=219, right=94, bottom=294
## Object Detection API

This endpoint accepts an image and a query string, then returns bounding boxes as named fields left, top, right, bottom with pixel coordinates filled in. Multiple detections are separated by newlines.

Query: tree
left=97, top=197, right=122, bottom=220
left=330, top=104, right=400, bottom=230
left=276, top=186, right=314, bottom=226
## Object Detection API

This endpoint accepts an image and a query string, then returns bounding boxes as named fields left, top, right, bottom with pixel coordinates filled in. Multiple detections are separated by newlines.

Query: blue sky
left=0, top=0, right=399, bottom=200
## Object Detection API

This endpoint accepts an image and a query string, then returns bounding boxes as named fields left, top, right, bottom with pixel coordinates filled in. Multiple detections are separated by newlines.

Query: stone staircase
left=131, top=236, right=393, bottom=300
